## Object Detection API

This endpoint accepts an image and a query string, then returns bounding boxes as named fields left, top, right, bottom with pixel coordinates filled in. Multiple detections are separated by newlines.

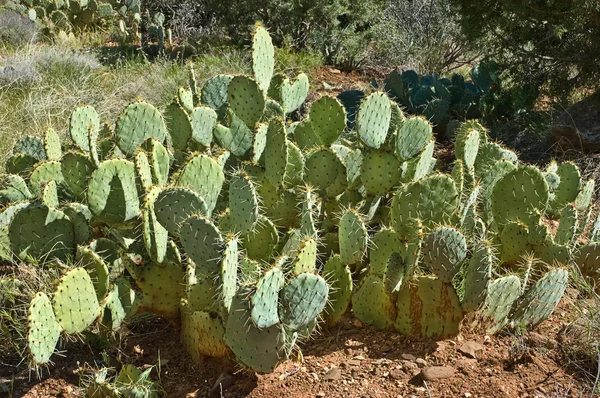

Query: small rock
left=435, top=342, right=446, bottom=352
left=317, top=392, right=326, bottom=397
left=353, top=319, right=364, bottom=328
left=458, top=341, right=484, bottom=358
left=464, top=393, right=472, bottom=398
left=421, top=366, right=456, bottom=381
left=401, top=353, right=417, bottom=361
left=415, top=358, right=428, bottom=368
left=401, top=360, right=418, bottom=370
left=361, top=379, right=369, bottom=387
left=353, top=355, right=366, bottom=360
left=484, top=335, right=491, bottom=344
left=310, top=372, right=319, bottom=381
left=323, top=367, right=342, bottom=381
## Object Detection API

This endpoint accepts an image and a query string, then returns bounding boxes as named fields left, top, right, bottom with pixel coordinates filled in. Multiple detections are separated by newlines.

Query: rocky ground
left=5, top=288, right=596, bottom=398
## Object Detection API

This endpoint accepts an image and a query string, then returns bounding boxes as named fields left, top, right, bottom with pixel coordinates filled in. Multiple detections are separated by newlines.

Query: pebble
left=415, top=358, right=428, bottom=368
left=458, top=341, right=484, bottom=358
left=401, top=353, right=417, bottom=361
left=322, top=367, right=342, bottom=381
left=421, top=366, right=456, bottom=380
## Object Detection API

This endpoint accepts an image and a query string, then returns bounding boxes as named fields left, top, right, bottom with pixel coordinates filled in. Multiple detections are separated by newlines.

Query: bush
left=369, top=0, right=473, bottom=73
left=0, top=9, right=38, bottom=48
left=456, top=0, right=600, bottom=102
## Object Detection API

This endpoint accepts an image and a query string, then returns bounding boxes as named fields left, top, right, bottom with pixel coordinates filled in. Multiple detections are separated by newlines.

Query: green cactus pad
left=134, top=150, right=153, bottom=191
left=5, top=154, right=37, bottom=177
left=292, top=120, right=321, bottom=151
left=360, top=149, right=402, bottom=195
left=357, top=92, right=391, bottom=149
left=251, top=267, right=284, bottom=328
left=88, top=159, right=140, bottom=224
left=53, top=267, right=101, bottom=334
left=178, top=87, right=194, bottom=112
left=63, top=203, right=92, bottom=245
left=309, top=96, right=346, bottom=146
left=220, top=236, right=239, bottom=314
left=77, top=246, right=109, bottom=300
left=214, top=112, right=253, bottom=157
left=146, top=139, right=169, bottom=186
left=228, top=173, right=259, bottom=234
left=142, top=187, right=169, bottom=264
left=242, top=215, right=279, bottom=262
left=30, top=161, right=64, bottom=198
left=480, top=275, right=521, bottom=334
left=102, top=287, right=127, bottom=331
left=154, top=187, right=207, bottom=237
left=9, top=204, right=75, bottom=262
left=455, top=125, right=481, bottom=171
left=61, top=151, right=94, bottom=200
left=395, top=117, right=433, bottom=161
left=279, top=273, right=328, bottom=331
left=0, top=203, right=29, bottom=261
left=227, top=76, right=265, bottom=129
left=369, top=228, right=402, bottom=276
left=264, top=118, right=288, bottom=187
left=498, top=222, right=530, bottom=264
left=115, top=101, right=167, bottom=156
left=423, top=226, right=467, bottom=283
left=0, top=173, right=32, bottom=204
left=292, top=237, right=318, bottom=274
left=281, top=73, right=309, bottom=113
left=181, top=310, right=229, bottom=359
left=283, top=141, right=304, bottom=188
left=133, top=262, right=185, bottom=321
left=180, top=215, right=224, bottom=277
left=175, top=153, right=224, bottom=215
left=44, top=128, right=62, bottom=161
left=252, top=25, right=274, bottom=94
left=391, top=173, right=459, bottom=233
left=41, top=180, right=59, bottom=208
left=304, top=148, right=345, bottom=191
left=322, top=255, right=352, bottom=325
left=224, top=293, right=284, bottom=373
left=200, top=74, right=233, bottom=119
left=395, top=276, right=463, bottom=338
left=511, top=268, right=568, bottom=328
left=339, top=209, right=368, bottom=266
left=548, top=162, right=580, bottom=212
left=27, top=292, right=61, bottom=365
left=480, top=160, right=517, bottom=221
left=555, top=204, right=578, bottom=246
left=461, top=243, right=494, bottom=312
left=491, top=165, right=549, bottom=228
left=190, top=106, right=217, bottom=147
left=575, top=179, right=594, bottom=212
left=263, top=98, right=284, bottom=120
left=576, top=243, right=600, bottom=285
left=164, top=101, right=193, bottom=150
left=352, top=274, right=396, bottom=329
left=410, top=139, right=436, bottom=181
left=13, top=136, right=45, bottom=161
left=252, top=123, right=268, bottom=164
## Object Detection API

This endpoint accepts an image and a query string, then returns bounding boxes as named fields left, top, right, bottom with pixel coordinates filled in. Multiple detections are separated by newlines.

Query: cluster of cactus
left=338, top=61, right=499, bottom=134
left=141, top=11, right=171, bottom=54
left=1, top=25, right=596, bottom=374
left=4, top=0, right=141, bottom=40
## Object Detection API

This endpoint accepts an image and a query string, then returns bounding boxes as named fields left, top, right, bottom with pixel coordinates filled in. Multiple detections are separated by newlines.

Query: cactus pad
left=360, top=149, right=402, bottom=195
left=61, top=151, right=94, bottom=199
left=461, top=243, right=494, bottom=312
left=224, top=293, right=284, bottom=373
left=175, top=154, right=224, bottom=215
left=214, top=111, right=254, bottom=157
left=423, top=226, right=467, bottom=282
left=115, top=101, right=167, bottom=156
left=395, top=117, right=432, bottom=161
left=264, top=118, right=288, bottom=187
left=304, top=148, right=345, bottom=191
left=352, top=274, right=396, bottom=330
left=164, top=101, right=193, bottom=150
left=53, top=267, right=101, bottom=334
left=88, top=159, right=140, bottom=224
left=279, top=273, right=328, bottom=331
left=281, top=73, right=309, bottom=113
left=180, top=215, right=224, bottom=277
left=252, top=25, right=274, bottom=94
left=395, top=276, right=463, bottom=338
left=357, top=92, right=391, bottom=149
left=339, top=209, right=368, bottom=266
left=154, top=187, right=207, bottom=237
left=480, top=275, right=521, bottom=334
left=190, top=106, right=217, bottom=147
left=44, top=128, right=62, bottom=161
left=9, top=204, right=75, bottom=262
left=227, top=76, right=265, bottom=129
left=27, top=292, right=61, bottom=365
left=322, top=255, right=352, bottom=325
left=251, top=267, right=284, bottom=329
left=181, top=310, right=229, bottom=359
left=200, top=74, right=233, bottom=119
left=511, top=268, right=568, bottom=328
left=309, top=96, right=346, bottom=146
